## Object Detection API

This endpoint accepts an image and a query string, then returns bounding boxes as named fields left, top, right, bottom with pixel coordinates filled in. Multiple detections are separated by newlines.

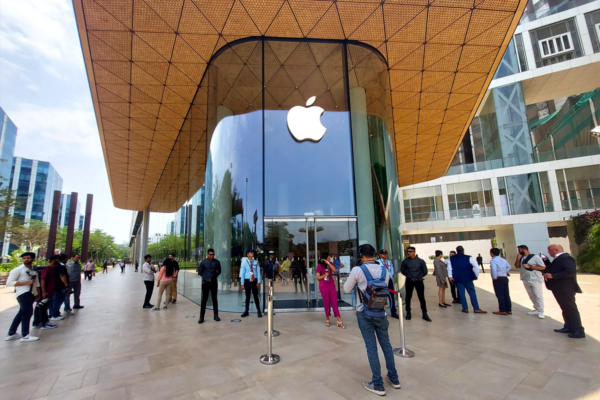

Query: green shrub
left=574, top=210, right=600, bottom=274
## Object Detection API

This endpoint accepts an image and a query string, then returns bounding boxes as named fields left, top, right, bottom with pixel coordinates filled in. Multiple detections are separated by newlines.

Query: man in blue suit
left=447, top=246, right=487, bottom=314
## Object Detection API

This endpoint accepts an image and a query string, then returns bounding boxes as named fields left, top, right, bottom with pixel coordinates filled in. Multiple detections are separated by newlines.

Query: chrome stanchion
left=264, top=279, right=280, bottom=337
left=260, top=281, right=280, bottom=365
left=393, top=274, right=415, bottom=358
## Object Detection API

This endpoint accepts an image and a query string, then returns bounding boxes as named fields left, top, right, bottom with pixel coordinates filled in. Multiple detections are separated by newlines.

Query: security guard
left=240, top=249, right=262, bottom=318
left=379, top=249, right=399, bottom=319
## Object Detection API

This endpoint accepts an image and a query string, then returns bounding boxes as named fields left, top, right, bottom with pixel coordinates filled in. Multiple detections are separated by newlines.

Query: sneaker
left=41, top=324, right=57, bottom=330
left=538, top=312, right=545, bottom=319
left=385, top=375, right=401, bottom=389
left=362, top=382, right=385, bottom=396
left=527, top=310, right=539, bottom=315
left=5, top=333, right=22, bottom=341
left=50, top=316, right=65, bottom=321
left=20, top=335, right=39, bottom=342
left=152, top=307, right=160, bottom=311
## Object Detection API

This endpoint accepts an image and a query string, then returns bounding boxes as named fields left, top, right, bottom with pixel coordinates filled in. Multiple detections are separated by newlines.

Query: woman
left=433, top=250, right=451, bottom=308
left=153, top=261, right=177, bottom=310
left=316, top=253, right=345, bottom=329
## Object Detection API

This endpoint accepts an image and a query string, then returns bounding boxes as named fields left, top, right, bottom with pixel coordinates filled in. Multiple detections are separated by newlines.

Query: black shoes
left=143, top=305, right=152, bottom=309
left=568, top=331, right=585, bottom=339
left=214, top=316, right=221, bottom=322
left=554, top=328, right=570, bottom=333
left=439, top=303, right=447, bottom=308
left=405, top=310, right=411, bottom=320
left=257, top=312, right=263, bottom=318
left=73, top=306, right=84, bottom=309
left=422, top=313, right=432, bottom=322
left=241, top=311, right=249, bottom=317
left=198, top=317, right=204, bottom=324
left=443, top=303, right=452, bottom=307
left=390, top=313, right=400, bottom=319
left=171, top=299, right=177, bottom=304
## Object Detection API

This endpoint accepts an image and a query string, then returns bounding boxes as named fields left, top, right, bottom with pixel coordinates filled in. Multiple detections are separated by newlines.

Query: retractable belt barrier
left=393, top=273, right=415, bottom=358
left=260, top=280, right=280, bottom=365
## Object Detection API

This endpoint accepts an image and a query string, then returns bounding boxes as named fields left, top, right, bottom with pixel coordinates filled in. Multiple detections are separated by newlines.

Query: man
left=197, top=248, right=222, bottom=323
left=378, top=249, right=399, bottom=319
left=265, top=255, right=277, bottom=281
left=344, top=244, right=400, bottom=396
left=84, top=259, right=95, bottom=280
left=135, top=261, right=139, bottom=272
left=120, top=261, right=125, bottom=273
left=142, top=254, right=156, bottom=309
left=49, top=254, right=69, bottom=320
left=447, top=246, right=487, bottom=314
left=400, top=246, right=430, bottom=322
left=516, top=245, right=546, bottom=319
left=5, top=252, right=40, bottom=342
left=490, top=248, right=512, bottom=315
left=544, top=244, right=584, bottom=338
left=64, top=254, right=84, bottom=311
left=446, top=251, right=460, bottom=304
left=163, top=254, right=179, bottom=304
left=476, top=253, right=485, bottom=273
left=240, top=249, right=261, bottom=318
left=33, top=255, right=61, bottom=330
left=280, top=256, right=291, bottom=286
left=292, top=256, right=304, bottom=293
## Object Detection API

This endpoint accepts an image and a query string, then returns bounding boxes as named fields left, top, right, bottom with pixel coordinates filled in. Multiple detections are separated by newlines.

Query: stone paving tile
left=0, top=265, right=598, bottom=400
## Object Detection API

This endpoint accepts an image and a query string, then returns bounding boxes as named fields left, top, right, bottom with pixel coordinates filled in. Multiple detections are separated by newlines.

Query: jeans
left=8, top=292, right=35, bottom=336
left=405, top=279, right=427, bottom=313
left=50, top=291, right=66, bottom=318
left=200, top=279, right=219, bottom=318
left=356, top=312, right=399, bottom=390
left=456, top=281, right=480, bottom=311
left=492, top=277, right=511, bottom=312
left=143, top=281, right=154, bottom=306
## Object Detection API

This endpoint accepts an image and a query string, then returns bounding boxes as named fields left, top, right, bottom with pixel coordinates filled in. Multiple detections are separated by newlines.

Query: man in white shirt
left=490, top=248, right=512, bottom=315
left=516, top=245, right=546, bottom=318
left=5, top=252, right=40, bottom=342
left=142, top=254, right=157, bottom=309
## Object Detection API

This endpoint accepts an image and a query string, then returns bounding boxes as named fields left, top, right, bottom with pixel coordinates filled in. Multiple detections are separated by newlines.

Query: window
left=498, top=173, right=545, bottom=215
left=514, top=33, right=528, bottom=72
left=403, top=186, right=444, bottom=222
left=585, top=10, right=600, bottom=53
left=447, top=179, right=495, bottom=219
left=530, top=19, right=583, bottom=67
left=538, top=32, right=573, bottom=58
left=556, top=165, right=600, bottom=210
left=539, top=171, right=554, bottom=212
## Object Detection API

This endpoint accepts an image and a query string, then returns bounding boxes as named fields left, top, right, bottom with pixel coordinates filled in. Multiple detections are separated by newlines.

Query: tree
left=0, top=186, right=26, bottom=242
left=10, top=220, right=49, bottom=250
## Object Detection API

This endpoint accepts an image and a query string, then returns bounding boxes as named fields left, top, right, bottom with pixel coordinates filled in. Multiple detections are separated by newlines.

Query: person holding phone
left=316, top=253, right=345, bottom=329
left=433, top=250, right=451, bottom=308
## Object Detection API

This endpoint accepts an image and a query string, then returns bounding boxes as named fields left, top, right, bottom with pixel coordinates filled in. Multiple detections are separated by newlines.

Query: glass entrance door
left=264, top=217, right=358, bottom=311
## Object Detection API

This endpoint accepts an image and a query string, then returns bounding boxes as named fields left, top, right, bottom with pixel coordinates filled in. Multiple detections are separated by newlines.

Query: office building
left=0, top=107, right=17, bottom=187
left=58, top=193, right=81, bottom=229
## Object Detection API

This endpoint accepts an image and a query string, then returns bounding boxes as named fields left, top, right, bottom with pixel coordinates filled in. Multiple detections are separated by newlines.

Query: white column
left=491, top=176, right=503, bottom=216
left=350, top=87, right=376, bottom=246
left=138, top=208, right=150, bottom=269
left=440, top=184, right=450, bottom=220
left=548, top=169, right=563, bottom=212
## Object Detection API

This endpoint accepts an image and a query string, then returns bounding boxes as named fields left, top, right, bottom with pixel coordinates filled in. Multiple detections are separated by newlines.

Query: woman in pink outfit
left=316, top=253, right=346, bottom=329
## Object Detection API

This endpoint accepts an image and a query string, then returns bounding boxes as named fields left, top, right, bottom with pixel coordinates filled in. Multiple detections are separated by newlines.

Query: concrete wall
left=410, top=239, right=494, bottom=265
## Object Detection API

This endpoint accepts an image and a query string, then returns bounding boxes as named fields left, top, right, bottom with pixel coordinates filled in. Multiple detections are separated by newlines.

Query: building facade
left=2, top=157, right=63, bottom=257
left=400, top=0, right=600, bottom=264
left=58, top=193, right=82, bottom=229
left=0, top=107, right=17, bottom=187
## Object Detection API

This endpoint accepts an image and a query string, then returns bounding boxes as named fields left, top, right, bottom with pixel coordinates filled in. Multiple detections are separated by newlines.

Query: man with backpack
left=344, top=244, right=401, bottom=397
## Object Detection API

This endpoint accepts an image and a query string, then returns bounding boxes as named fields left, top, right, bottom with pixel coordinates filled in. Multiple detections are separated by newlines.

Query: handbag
left=92, top=271, right=96, bottom=277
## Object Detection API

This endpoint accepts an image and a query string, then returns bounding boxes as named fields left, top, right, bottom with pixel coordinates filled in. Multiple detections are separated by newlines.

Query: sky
left=0, top=0, right=138, bottom=244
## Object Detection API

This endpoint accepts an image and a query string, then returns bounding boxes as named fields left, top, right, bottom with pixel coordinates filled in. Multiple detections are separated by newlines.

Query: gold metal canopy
left=74, top=0, right=526, bottom=212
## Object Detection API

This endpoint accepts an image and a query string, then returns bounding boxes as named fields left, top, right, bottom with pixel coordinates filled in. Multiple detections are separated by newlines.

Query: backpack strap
left=359, top=264, right=374, bottom=281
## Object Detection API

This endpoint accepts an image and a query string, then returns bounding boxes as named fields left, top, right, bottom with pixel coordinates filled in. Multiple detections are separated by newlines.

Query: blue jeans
left=356, top=312, right=399, bottom=390
left=50, top=291, right=66, bottom=318
left=456, top=281, right=480, bottom=310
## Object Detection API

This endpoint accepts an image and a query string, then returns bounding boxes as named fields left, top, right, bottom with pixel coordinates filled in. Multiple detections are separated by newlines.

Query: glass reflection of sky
left=265, top=110, right=356, bottom=216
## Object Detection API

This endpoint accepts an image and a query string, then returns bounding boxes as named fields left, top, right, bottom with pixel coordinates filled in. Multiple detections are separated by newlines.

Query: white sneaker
left=5, top=333, right=22, bottom=341
left=50, top=316, right=65, bottom=321
left=527, top=310, right=539, bottom=315
left=20, top=335, right=39, bottom=342
left=538, top=312, right=545, bottom=319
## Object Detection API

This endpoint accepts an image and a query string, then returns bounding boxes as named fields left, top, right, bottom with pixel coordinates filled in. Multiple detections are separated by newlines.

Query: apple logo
left=287, top=96, right=326, bottom=142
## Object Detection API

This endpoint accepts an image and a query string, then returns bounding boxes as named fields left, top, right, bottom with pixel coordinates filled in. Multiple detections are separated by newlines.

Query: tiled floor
left=1, top=266, right=599, bottom=400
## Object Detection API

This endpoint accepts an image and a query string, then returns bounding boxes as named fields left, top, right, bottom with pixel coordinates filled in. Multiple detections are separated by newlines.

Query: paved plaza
left=1, top=266, right=599, bottom=400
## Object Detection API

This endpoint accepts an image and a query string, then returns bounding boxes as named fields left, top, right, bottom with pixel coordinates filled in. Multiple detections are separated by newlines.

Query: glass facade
left=586, top=10, right=600, bottom=54
left=498, top=173, right=545, bottom=215
left=176, top=39, right=399, bottom=312
left=0, top=107, right=17, bottom=187
left=530, top=19, right=583, bottom=68
left=557, top=165, right=600, bottom=211
left=447, top=179, right=495, bottom=219
left=403, top=186, right=444, bottom=222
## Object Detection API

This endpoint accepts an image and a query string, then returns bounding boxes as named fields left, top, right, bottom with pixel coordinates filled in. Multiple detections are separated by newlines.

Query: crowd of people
left=6, top=252, right=85, bottom=342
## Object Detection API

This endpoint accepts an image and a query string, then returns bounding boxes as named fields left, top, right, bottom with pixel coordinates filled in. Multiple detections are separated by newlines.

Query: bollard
left=260, top=282, right=280, bottom=365
left=393, top=275, right=415, bottom=358
left=264, top=279, right=280, bottom=337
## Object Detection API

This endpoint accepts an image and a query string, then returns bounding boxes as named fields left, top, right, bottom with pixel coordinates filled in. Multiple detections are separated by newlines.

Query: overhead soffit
left=74, top=0, right=527, bottom=213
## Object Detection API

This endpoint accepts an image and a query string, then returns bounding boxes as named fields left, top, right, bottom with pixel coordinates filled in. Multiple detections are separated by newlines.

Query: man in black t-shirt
left=476, top=254, right=485, bottom=273
left=49, top=254, right=70, bottom=320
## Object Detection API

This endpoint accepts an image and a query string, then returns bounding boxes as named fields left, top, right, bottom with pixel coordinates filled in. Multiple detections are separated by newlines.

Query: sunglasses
left=208, top=253, right=215, bottom=256
left=407, top=250, right=415, bottom=253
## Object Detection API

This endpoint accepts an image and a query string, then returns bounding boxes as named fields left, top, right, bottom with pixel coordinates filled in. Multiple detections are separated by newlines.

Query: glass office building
left=0, top=107, right=17, bottom=188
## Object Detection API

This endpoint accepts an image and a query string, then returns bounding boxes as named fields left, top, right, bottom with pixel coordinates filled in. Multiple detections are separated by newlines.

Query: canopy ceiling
left=74, top=0, right=526, bottom=212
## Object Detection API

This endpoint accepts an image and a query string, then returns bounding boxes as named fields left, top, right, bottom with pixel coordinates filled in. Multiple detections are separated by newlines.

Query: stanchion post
left=260, top=281, right=280, bottom=365
left=393, top=273, right=415, bottom=358
left=265, top=279, right=280, bottom=337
